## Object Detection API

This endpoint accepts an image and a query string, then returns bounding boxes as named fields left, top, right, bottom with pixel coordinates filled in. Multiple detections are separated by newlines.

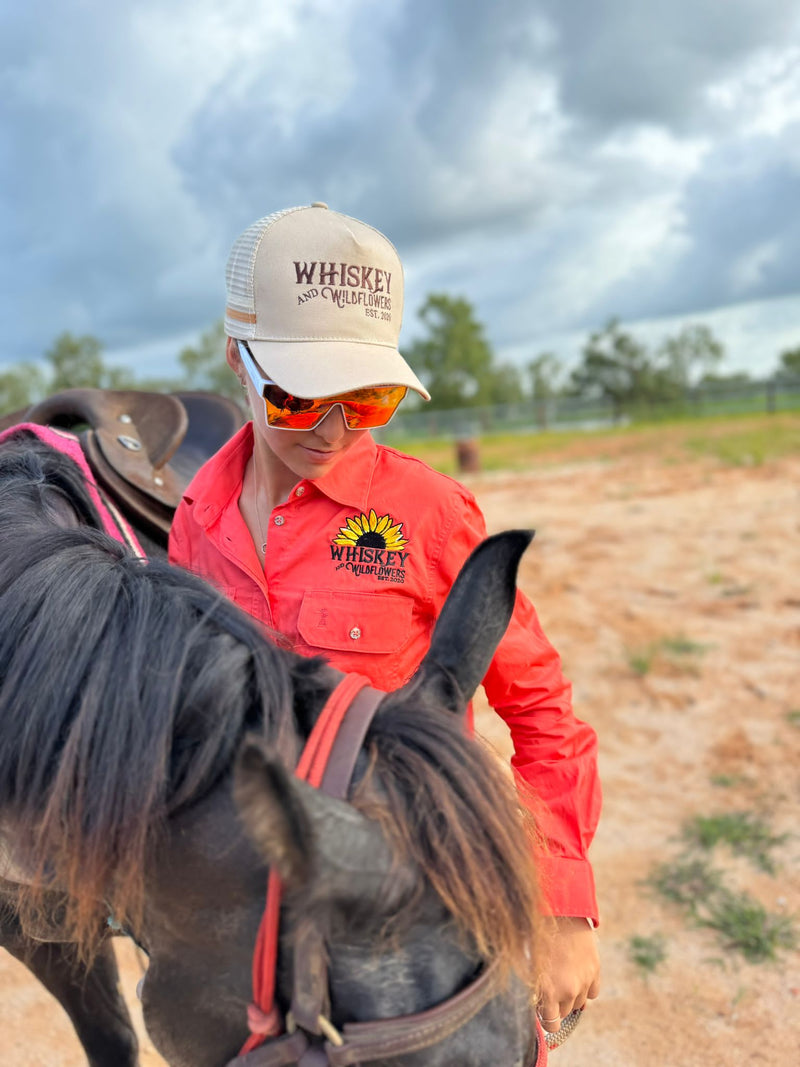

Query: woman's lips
left=301, top=446, right=338, bottom=463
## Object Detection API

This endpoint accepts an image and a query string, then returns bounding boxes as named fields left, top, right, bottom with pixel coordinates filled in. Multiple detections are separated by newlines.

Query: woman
left=169, top=202, right=601, bottom=1032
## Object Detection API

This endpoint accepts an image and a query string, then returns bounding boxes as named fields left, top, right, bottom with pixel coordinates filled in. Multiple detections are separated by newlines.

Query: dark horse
left=0, top=433, right=545, bottom=1066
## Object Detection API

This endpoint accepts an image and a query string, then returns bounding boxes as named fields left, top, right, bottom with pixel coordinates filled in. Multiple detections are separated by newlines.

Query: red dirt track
left=1, top=440, right=798, bottom=1065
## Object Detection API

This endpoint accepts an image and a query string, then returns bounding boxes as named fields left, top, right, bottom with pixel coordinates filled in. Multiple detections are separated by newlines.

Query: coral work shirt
left=169, top=424, right=601, bottom=921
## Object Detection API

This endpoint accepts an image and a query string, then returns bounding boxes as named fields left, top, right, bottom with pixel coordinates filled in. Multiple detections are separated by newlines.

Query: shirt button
left=349, top=627, right=362, bottom=641
left=295, top=486, right=306, bottom=496
left=274, top=515, right=285, bottom=526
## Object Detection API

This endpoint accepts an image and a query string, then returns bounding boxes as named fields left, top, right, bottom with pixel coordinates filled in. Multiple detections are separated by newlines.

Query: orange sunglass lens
left=263, top=385, right=406, bottom=429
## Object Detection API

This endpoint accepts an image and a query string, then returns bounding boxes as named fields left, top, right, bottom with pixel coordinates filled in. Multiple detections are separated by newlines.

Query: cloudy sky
left=2, top=0, right=800, bottom=382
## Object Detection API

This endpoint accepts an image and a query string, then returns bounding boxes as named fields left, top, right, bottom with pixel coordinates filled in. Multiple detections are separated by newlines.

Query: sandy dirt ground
left=0, top=437, right=798, bottom=1065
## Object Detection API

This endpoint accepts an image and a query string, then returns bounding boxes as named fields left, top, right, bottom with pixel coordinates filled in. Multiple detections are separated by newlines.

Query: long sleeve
left=436, top=494, right=601, bottom=921
left=168, top=497, right=195, bottom=571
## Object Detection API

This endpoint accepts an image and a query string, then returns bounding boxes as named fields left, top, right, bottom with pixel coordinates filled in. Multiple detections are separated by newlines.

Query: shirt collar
left=184, top=423, right=378, bottom=520
left=183, top=422, right=252, bottom=527
left=309, top=432, right=377, bottom=510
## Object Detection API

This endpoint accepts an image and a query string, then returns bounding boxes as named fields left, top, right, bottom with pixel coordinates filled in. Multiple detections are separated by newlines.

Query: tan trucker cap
left=224, top=202, right=430, bottom=400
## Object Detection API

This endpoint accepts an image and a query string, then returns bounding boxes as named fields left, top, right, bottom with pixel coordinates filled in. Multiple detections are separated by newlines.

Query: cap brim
left=247, top=339, right=431, bottom=401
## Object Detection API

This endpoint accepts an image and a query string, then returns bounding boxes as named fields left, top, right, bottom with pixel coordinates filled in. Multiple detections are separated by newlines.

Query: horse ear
left=234, top=736, right=313, bottom=886
left=411, top=529, right=534, bottom=715
left=234, top=736, right=395, bottom=892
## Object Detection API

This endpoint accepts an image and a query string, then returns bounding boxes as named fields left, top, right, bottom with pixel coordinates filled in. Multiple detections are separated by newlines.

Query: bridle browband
left=229, top=673, right=545, bottom=1067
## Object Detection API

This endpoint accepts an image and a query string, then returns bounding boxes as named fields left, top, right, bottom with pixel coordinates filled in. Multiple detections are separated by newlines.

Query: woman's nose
left=313, top=404, right=349, bottom=442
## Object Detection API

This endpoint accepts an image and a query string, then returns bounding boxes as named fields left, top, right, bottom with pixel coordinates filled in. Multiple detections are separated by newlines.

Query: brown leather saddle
left=0, top=388, right=245, bottom=545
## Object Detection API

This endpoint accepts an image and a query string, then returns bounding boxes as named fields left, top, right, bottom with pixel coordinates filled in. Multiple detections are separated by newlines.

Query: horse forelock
left=354, top=690, right=544, bottom=988
left=0, top=525, right=297, bottom=957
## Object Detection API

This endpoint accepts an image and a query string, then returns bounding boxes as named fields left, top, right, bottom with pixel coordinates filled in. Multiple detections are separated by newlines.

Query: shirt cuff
left=535, top=854, right=600, bottom=926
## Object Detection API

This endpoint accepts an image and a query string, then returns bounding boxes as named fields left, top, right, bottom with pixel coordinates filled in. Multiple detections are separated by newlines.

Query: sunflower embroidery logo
left=330, top=510, right=410, bottom=583
left=334, top=510, right=408, bottom=550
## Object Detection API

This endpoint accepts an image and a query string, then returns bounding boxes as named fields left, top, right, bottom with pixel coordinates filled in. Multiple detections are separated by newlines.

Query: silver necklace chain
left=252, top=446, right=267, bottom=556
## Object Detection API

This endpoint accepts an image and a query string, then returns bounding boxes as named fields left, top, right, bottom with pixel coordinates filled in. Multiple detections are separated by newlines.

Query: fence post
left=455, top=438, right=481, bottom=473
left=766, top=380, right=776, bottom=413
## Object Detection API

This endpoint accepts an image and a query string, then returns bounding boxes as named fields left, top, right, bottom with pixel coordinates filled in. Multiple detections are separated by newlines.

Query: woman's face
left=227, top=339, right=369, bottom=490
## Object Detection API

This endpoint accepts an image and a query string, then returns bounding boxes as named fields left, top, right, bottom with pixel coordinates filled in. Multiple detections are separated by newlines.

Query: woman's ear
left=226, top=337, right=249, bottom=392
left=226, top=336, right=243, bottom=376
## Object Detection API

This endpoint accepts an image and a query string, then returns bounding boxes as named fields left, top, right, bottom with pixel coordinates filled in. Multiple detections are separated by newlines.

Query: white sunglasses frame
left=237, top=339, right=279, bottom=393
left=236, top=339, right=406, bottom=431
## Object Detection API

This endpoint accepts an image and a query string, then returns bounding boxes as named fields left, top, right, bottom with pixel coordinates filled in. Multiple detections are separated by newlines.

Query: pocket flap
left=297, top=590, right=413, bottom=654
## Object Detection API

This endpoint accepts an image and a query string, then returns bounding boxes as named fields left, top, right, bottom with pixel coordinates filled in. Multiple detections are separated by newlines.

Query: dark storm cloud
left=174, top=0, right=556, bottom=249
left=1, top=6, right=138, bottom=347
left=2, top=0, right=800, bottom=372
left=175, top=0, right=800, bottom=319
left=0, top=1, right=223, bottom=358
left=598, top=132, right=800, bottom=322
left=539, top=0, right=799, bottom=129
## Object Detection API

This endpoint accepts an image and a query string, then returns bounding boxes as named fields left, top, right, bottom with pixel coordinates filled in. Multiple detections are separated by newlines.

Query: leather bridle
left=229, top=673, right=546, bottom=1067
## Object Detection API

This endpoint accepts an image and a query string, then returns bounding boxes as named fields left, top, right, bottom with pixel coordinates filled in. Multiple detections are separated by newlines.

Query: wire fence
left=377, top=375, right=800, bottom=444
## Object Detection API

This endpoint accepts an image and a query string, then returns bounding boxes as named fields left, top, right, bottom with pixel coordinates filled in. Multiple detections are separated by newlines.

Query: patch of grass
left=697, top=890, right=797, bottom=963
left=710, top=773, right=747, bottom=788
left=626, top=633, right=707, bottom=677
left=628, top=934, right=667, bottom=974
left=660, top=635, right=707, bottom=657
left=682, top=812, right=787, bottom=874
left=705, top=570, right=754, bottom=598
left=719, top=583, right=754, bottom=598
left=647, top=817, right=798, bottom=963
left=648, top=857, right=724, bottom=912
left=386, top=412, right=800, bottom=475
left=786, top=709, right=800, bottom=727
left=627, top=646, right=655, bottom=676
left=683, top=416, right=800, bottom=466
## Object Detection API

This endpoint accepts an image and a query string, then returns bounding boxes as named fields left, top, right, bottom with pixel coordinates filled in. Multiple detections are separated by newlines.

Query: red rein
left=239, top=673, right=373, bottom=1056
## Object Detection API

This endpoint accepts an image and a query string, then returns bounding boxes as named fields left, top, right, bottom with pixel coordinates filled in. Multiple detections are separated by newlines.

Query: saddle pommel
left=16, top=387, right=245, bottom=541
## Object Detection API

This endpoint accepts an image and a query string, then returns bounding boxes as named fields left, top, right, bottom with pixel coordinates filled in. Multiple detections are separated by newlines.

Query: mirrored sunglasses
left=237, top=340, right=407, bottom=430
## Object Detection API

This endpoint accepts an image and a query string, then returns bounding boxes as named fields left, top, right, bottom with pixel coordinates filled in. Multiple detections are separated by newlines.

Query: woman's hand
left=536, top=915, right=601, bottom=1034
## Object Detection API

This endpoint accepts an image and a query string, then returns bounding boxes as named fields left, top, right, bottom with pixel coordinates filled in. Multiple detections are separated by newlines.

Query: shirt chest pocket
left=297, top=590, right=414, bottom=655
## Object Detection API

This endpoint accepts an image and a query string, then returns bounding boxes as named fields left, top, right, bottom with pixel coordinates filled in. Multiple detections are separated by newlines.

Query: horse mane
left=0, top=525, right=300, bottom=954
left=356, top=684, right=545, bottom=986
left=0, top=431, right=165, bottom=558
left=0, top=432, right=105, bottom=532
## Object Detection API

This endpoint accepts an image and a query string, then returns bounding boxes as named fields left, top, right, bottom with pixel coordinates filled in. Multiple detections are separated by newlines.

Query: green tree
left=46, top=332, right=106, bottom=389
left=0, top=362, right=47, bottom=416
left=698, top=371, right=751, bottom=386
left=43, top=331, right=137, bottom=390
left=527, top=352, right=562, bottom=401
left=178, top=320, right=240, bottom=401
left=527, top=353, right=562, bottom=429
left=484, top=361, right=524, bottom=405
left=775, top=346, right=800, bottom=379
left=567, top=319, right=673, bottom=416
left=657, top=324, right=724, bottom=387
left=104, top=365, right=140, bottom=389
left=406, top=294, right=520, bottom=409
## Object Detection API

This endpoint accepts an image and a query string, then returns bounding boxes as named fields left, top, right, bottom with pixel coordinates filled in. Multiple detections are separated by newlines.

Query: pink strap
left=0, top=423, right=145, bottom=556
